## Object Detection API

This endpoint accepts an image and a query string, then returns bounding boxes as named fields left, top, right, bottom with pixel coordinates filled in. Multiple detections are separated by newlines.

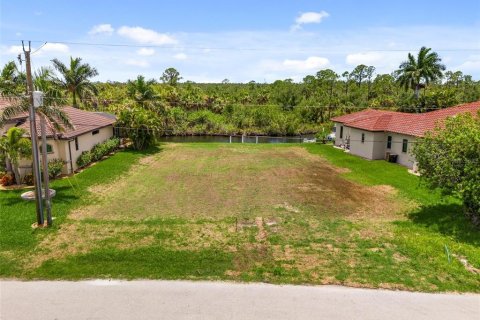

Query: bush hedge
left=48, top=158, right=65, bottom=178
left=76, top=137, right=120, bottom=169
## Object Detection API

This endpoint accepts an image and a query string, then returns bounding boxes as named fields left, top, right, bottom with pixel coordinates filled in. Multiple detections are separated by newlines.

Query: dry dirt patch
left=74, top=144, right=407, bottom=221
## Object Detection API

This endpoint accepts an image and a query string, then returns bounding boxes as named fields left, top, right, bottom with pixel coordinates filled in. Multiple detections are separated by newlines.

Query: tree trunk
left=414, top=85, right=420, bottom=99
left=5, top=157, right=12, bottom=172
left=72, top=91, right=77, bottom=108
left=12, top=163, right=21, bottom=185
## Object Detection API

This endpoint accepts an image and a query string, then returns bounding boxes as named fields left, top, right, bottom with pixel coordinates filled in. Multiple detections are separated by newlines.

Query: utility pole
left=23, top=41, right=44, bottom=226
left=40, top=112, right=52, bottom=226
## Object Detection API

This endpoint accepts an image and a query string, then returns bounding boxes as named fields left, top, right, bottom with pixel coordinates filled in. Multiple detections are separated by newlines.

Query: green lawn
left=0, top=143, right=478, bottom=292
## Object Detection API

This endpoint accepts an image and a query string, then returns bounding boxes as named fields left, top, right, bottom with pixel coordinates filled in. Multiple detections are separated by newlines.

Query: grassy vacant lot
left=1, top=143, right=479, bottom=292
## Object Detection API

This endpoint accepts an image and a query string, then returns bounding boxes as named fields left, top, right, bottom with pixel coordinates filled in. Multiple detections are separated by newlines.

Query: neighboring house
left=331, top=101, right=480, bottom=169
left=0, top=98, right=116, bottom=179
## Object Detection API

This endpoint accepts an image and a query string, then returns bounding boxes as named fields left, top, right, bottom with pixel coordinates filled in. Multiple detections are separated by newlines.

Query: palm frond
left=0, top=98, right=29, bottom=128
left=38, top=105, right=74, bottom=132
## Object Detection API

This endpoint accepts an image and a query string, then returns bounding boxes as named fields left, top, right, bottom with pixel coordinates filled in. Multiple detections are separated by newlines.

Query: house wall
left=67, top=126, right=114, bottom=173
left=348, top=128, right=374, bottom=159
left=17, top=138, right=64, bottom=180
left=332, top=123, right=417, bottom=168
left=371, top=132, right=387, bottom=159
left=333, top=122, right=352, bottom=147
left=17, top=125, right=114, bottom=180
left=386, top=133, right=416, bottom=168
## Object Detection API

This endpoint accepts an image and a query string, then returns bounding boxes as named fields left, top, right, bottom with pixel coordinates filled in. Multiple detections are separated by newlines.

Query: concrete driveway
left=1, top=280, right=479, bottom=320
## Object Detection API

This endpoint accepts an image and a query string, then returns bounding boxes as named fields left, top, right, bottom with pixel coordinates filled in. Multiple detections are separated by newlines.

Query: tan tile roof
left=0, top=97, right=28, bottom=121
left=17, top=106, right=116, bottom=139
left=331, top=101, right=480, bottom=137
left=0, top=97, right=116, bottom=139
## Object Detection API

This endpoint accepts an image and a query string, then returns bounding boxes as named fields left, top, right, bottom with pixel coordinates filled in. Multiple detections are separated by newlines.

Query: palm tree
left=396, top=47, right=446, bottom=99
left=0, top=96, right=73, bottom=136
left=0, top=61, right=25, bottom=95
left=126, top=75, right=158, bottom=108
left=51, top=57, right=98, bottom=107
left=0, top=67, right=73, bottom=133
left=0, top=127, right=32, bottom=184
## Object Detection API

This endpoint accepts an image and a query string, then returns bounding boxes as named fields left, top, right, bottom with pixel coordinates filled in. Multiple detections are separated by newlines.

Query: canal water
left=157, top=135, right=316, bottom=144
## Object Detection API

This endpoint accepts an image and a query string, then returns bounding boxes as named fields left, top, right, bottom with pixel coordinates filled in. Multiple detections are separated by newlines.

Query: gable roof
left=331, top=101, right=480, bottom=137
left=17, top=106, right=116, bottom=139
left=0, top=97, right=28, bottom=121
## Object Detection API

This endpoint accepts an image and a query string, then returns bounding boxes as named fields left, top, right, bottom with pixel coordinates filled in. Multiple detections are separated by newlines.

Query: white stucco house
left=0, top=98, right=116, bottom=178
left=331, top=101, right=480, bottom=169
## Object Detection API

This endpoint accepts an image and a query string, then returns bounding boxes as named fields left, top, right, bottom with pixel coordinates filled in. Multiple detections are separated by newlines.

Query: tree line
left=1, top=47, right=479, bottom=144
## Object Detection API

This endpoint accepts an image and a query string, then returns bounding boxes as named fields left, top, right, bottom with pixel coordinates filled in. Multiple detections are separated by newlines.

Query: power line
left=5, top=39, right=480, bottom=53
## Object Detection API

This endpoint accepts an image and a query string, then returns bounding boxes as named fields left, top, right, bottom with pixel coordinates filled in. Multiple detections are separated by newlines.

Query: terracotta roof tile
left=331, top=101, right=480, bottom=137
left=17, top=106, right=116, bottom=139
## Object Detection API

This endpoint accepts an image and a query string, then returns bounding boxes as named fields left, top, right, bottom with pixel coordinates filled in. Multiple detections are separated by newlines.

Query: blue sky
left=1, top=0, right=479, bottom=82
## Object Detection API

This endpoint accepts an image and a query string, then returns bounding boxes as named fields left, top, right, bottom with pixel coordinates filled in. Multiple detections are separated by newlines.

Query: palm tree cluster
left=396, top=46, right=446, bottom=99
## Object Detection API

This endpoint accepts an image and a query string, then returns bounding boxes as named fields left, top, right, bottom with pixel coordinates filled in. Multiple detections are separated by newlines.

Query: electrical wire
left=5, top=39, right=480, bottom=53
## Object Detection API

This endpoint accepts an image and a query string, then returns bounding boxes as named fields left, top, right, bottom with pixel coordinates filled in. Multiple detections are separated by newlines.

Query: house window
left=40, top=144, right=53, bottom=154
left=402, top=139, right=408, bottom=153
left=361, top=133, right=365, bottom=143
left=387, top=136, right=392, bottom=149
left=74, top=137, right=79, bottom=151
left=340, top=126, right=344, bottom=139
left=92, top=130, right=99, bottom=135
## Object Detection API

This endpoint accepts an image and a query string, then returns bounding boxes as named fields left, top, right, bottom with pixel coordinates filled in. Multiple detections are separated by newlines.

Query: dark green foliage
left=47, top=158, right=64, bottom=179
left=413, top=112, right=480, bottom=226
left=117, top=107, right=162, bottom=150
left=76, top=151, right=92, bottom=168
left=22, top=173, right=34, bottom=186
left=76, top=138, right=120, bottom=167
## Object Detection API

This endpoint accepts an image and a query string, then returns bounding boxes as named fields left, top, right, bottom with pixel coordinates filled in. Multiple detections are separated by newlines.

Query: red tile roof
left=17, top=107, right=116, bottom=139
left=331, top=101, right=480, bottom=137
left=0, top=97, right=28, bottom=121
left=0, top=97, right=116, bottom=139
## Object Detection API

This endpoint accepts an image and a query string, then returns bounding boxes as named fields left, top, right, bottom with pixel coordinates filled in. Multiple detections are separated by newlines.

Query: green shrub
left=22, top=173, right=34, bottom=186
left=91, top=143, right=107, bottom=162
left=48, top=158, right=64, bottom=179
left=76, top=151, right=92, bottom=168
left=76, top=138, right=120, bottom=169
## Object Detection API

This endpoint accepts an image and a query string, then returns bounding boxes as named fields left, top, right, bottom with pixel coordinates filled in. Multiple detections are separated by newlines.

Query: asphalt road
left=1, top=280, right=479, bottom=320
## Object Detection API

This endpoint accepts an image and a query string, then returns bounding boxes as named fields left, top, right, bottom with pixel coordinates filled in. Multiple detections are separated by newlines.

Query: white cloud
left=292, top=11, right=329, bottom=30
left=282, top=56, right=330, bottom=71
left=40, top=43, right=69, bottom=53
left=137, top=48, right=155, bottom=56
left=118, top=26, right=177, bottom=45
left=6, top=43, right=68, bottom=56
left=15, top=32, right=22, bottom=36
left=89, top=24, right=114, bottom=35
left=125, top=59, right=149, bottom=68
left=7, top=45, right=23, bottom=54
left=173, top=53, right=188, bottom=60
left=346, top=52, right=384, bottom=65
left=456, top=55, right=480, bottom=72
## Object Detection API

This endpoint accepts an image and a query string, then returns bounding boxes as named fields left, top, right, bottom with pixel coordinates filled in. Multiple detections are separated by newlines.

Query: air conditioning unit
left=387, top=153, right=398, bottom=163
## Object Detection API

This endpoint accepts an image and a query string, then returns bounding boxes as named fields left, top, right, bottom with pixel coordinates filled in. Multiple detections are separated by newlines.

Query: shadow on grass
left=407, top=203, right=480, bottom=246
